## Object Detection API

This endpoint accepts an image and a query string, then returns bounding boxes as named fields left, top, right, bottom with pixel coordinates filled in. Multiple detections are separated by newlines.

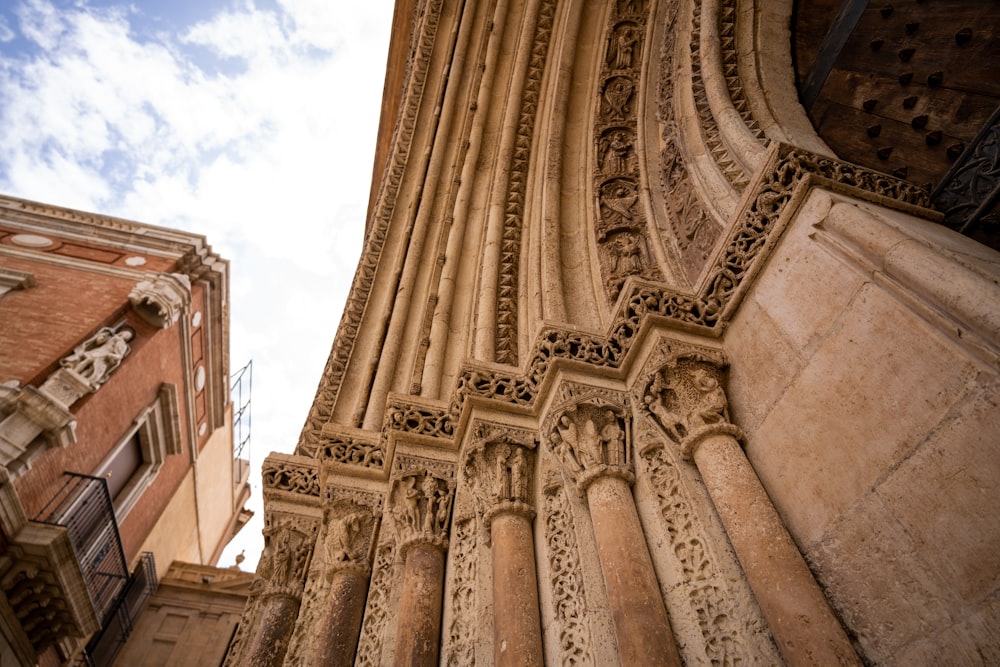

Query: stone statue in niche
left=644, top=359, right=730, bottom=444
left=59, top=327, right=133, bottom=390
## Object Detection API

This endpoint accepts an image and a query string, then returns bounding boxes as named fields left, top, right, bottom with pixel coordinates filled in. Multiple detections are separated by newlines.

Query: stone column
left=312, top=508, right=376, bottom=667
left=388, top=468, right=455, bottom=667
left=549, top=402, right=682, bottom=667
left=645, top=358, right=861, bottom=667
left=465, top=428, right=544, bottom=667
left=245, top=522, right=314, bottom=667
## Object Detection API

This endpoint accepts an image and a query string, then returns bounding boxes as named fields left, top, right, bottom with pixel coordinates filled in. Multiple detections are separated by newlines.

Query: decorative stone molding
left=297, top=0, right=445, bottom=449
left=0, top=382, right=76, bottom=472
left=495, top=0, right=559, bottom=365
left=442, top=514, right=478, bottom=666
left=453, top=143, right=930, bottom=418
left=302, top=430, right=384, bottom=470
left=261, top=454, right=321, bottom=499
left=541, top=469, right=596, bottom=666
left=128, top=272, right=191, bottom=328
left=543, top=386, right=633, bottom=494
left=354, top=542, right=397, bottom=667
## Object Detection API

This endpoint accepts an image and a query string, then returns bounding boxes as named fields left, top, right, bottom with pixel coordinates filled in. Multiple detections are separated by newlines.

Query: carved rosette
left=544, top=389, right=634, bottom=493
left=389, top=468, right=455, bottom=554
left=128, top=272, right=191, bottom=328
left=463, top=422, right=538, bottom=528
left=640, top=353, right=743, bottom=460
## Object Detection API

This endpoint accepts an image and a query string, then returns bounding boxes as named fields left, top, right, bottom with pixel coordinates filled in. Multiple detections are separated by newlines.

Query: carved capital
left=546, top=400, right=634, bottom=494
left=463, top=421, right=538, bottom=524
left=253, top=518, right=316, bottom=599
left=389, top=468, right=455, bottom=554
left=641, top=355, right=737, bottom=460
left=129, top=272, right=191, bottom=328
left=322, top=508, right=375, bottom=578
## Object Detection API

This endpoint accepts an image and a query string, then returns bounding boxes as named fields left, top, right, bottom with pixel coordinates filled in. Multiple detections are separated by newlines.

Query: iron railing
left=231, top=360, right=252, bottom=485
left=83, top=552, right=158, bottom=667
left=34, top=473, right=129, bottom=622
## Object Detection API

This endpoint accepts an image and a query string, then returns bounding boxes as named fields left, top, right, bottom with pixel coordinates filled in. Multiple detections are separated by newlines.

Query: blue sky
left=0, top=0, right=394, bottom=569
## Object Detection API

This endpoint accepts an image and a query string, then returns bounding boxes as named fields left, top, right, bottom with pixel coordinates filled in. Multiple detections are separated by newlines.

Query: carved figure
left=608, top=25, right=639, bottom=69
left=611, top=232, right=644, bottom=276
left=401, top=477, right=421, bottom=530
left=510, top=447, right=528, bottom=501
left=325, top=512, right=366, bottom=566
left=600, top=411, right=626, bottom=466
left=435, top=488, right=451, bottom=531
left=421, top=474, right=440, bottom=533
left=494, top=445, right=512, bottom=500
left=603, top=77, right=634, bottom=120
left=60, top=327, right=133, bottom=388
left=601, top=130, right=633, bottom=174
left=691, top=369, right=727, bottom=426
left=601, top=183, right=639, bottom=232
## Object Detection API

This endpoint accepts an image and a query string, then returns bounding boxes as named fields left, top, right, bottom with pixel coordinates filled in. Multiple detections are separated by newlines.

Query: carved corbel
left=128, top=272, right=191, bottom=328
left=640, top=353, right=744, bottom=460
left=546, top=397, right=634, bottom=494
left=388, top=468, right=455, bottom=554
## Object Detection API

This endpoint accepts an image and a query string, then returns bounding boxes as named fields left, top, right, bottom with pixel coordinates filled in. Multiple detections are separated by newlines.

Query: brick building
left=0, top=194, right=251, bottom=666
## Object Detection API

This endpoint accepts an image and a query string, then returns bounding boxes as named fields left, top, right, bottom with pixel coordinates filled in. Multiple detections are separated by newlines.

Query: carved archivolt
left=593, top=0, right=664, bottom=301
left=495, top=0, right=560, bottom=366
left=454, top=143, right=929, bottom=416
left=297, top=0, right=445, bottom=450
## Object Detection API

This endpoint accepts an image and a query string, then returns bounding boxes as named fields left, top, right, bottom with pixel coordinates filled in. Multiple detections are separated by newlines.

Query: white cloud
left=0, top=0, right=393, bottom=570
left=0, top=16, right=15, bottom=43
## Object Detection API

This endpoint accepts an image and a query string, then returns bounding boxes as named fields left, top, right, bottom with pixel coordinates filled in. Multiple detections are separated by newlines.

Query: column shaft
left=392, top=542, right=445, bottom=667
left=312, top=568, right=369, bottom=667
left=246, top=595, right=300, bottom=667
left=491, top=511, right=544, bottom=667
left=586, top=474, right=682, bottom=667
left=692, top=433, right=861, bottom=666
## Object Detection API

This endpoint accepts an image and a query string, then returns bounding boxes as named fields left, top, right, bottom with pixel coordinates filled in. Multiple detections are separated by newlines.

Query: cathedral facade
left=226, top=0, right=1000, bottom=664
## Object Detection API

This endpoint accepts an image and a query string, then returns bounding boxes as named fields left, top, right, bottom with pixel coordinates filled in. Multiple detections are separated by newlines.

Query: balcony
left=34, top=473, right=129, bottom=622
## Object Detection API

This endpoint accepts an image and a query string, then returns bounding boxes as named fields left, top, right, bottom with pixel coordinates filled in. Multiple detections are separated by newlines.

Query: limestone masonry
left=226, top=1, right=1000, bottom=665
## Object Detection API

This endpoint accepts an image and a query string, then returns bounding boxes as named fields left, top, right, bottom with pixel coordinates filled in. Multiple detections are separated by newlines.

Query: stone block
left=875, top=374, right=1000, bottom=601
left=807, top=492, right=957, bottom=663
left=751, top=284, right=977, bottom=545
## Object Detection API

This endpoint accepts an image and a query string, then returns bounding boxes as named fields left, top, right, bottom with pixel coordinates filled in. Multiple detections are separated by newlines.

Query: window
left=95, top=383, right=182, bottom=519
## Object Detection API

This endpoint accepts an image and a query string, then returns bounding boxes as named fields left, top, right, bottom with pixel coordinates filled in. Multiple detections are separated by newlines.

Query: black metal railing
left=231, top=360, right=252, bottom=485
left=34, top=473, right=129, bottom=623
left=83, top=552, right=158, bottom=667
